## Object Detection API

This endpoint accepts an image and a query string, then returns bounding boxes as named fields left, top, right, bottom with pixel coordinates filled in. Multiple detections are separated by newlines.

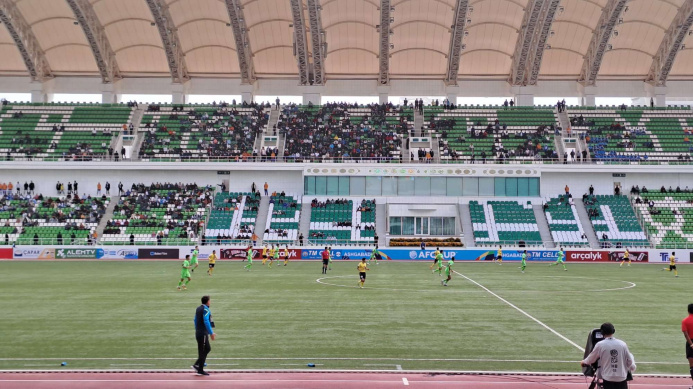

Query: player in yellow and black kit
left=283, top=246, right=289, bottom=266
left=357, top=258, right=370, bottom=288
left=662, top=252, right=679, bottom=277
left=496, top=246, right=503, bottom=265
left=261, top=245, right=268, bottom=265
left=620, top=248, right=631, bottom=267
left=207, top=250, right=217, bottom=276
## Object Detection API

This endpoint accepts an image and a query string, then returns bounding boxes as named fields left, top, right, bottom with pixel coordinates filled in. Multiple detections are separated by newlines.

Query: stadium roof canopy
left=1, top=0, right=692, bottom=86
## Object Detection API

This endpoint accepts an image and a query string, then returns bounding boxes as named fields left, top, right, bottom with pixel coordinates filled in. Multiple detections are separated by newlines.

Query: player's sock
left=675, top=269, right=679, bottom=276
left=619, top=262, right=623, bottom=267
left=184, top=279, right=190, bottom=285
left=688, top=367, right=693, bottom=380
left=562, top=264, right=567, bottom=270
left=178, top=281, right=183, bottom=287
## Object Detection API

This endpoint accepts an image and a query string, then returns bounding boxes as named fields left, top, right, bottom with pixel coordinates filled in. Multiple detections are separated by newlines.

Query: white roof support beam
left=578, top=0, right=628, bottom=87
left=65, top=0, right=122, bottom=84
left=306, top=0, right=326, bottom=85
left=145, top=0, right=190, bottom=84
left=289, top=0, right=310, bottom=85
left=0, top=0, right=53, bottom=82
left=647, top=0, right=693, bottom=87
left=509, top=0, right=543, bottom=86
left=224, top=0, right=255, bottom=84
left=444, top=0, right=469, bottom=86
left=378, top=0, right=391, bottom=85
left=526, top=0, right=561, bottom=85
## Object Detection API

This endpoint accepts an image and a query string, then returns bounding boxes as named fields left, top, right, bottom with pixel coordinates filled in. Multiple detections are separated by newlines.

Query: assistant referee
left=192, top=295, right=216, bottom=376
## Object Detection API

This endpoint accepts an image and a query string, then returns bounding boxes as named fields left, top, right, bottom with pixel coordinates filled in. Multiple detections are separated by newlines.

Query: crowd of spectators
left=140, top=102, right=269, bottom=160
left=279, top=103, right=407, bottom=161
left=103, top=183, right=212, bottom=241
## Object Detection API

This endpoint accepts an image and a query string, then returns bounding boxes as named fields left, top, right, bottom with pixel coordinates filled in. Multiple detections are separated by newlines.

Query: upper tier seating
left=428, top=106, right=558, bottom=162
left=543, top=195, right=588, bottom=246
left=139, top=104, right=269, bottom=161
left=633, top=188, right=693, bottom=248
left=308, top=198, right=376, bottom=245
left=470, top=200, right=542, bottom=246
left=583, top=195, right=649, bottom=247
left=0, top=193, right=108, bottom=245
left=280, top=103, right=408, bottom=162
left=0, top=104, right=132, bottom=161
left=569, top=107, right=693, bottom=162
left=204, top=191, right=258, bottom=244
left=263, top=193, right=301, bottom=244
left=101, top=183, right=212, bottom=245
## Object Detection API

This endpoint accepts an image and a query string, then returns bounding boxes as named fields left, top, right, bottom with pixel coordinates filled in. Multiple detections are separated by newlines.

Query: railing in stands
left=2, top=155, right=693, bottom=165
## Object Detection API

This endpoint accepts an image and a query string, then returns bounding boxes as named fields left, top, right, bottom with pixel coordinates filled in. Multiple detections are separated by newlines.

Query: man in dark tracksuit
left=193, top=295, right=216, bottom=375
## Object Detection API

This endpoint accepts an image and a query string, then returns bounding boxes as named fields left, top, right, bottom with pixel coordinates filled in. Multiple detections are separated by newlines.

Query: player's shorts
left=247, top=258, right=253, bottom=263
left=670, top=265, right=677, bottom=270
left=322, top=259, right=329, bottom=265
left=497, top=255, right=502, bottom=260
left=359, top=272, right=366, bottom=281
left=190, top=259, right=198, bottom=265
left=686, top=342, right=693, bottom=359
left=208, top=264, right=215, bottom=268
left=556, top=259, right=564, bottom=263
left=263, top=254, right=267, bottom=259
left=181, top=271, right=191, bottom=278
left=433, top=257, right=439, bottom=263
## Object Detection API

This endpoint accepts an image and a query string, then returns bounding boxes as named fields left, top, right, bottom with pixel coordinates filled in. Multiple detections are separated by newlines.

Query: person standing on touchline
left=192, top=295, right=216, bottom=376
left=682, top=303, right=693, bottom=387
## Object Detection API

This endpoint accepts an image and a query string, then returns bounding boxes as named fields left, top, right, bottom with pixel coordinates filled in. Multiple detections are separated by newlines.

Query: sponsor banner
left=566, top=250, right=609, bottom=262
left=219, top=247, right=302, bottom=260
left=55, top=248, right=104, bottom=259
left=607, top=250, right=648, bottom=263
left=13, top=247, right=55, bottom=259
left=301, top=248, right=376, bottom=260
left=102, top=248, right=139, bottom=260
left=650, top=250, right=692, bottom=263
left=138, top=248, right=179, bottom=260
left=378, top=249, right=558, bottom=261
left=0, top=248, right=12, bottom=259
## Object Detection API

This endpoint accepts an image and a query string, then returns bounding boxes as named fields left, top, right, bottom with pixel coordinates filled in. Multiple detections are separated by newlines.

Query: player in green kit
left=432, top=250, right=444, bottom=275
left=549, top=247, right=567, bottom=270
left=190, top=246, right=199, bottom=272
left=369, top=246, right=379, bottom=265
left=328, top=246, right=333, bottom=270
left=271, top=245, right=279, bottom=268
left=519, top=250, right=527, bottom=273
left=441, top=256, right=455, bottom=286
left=244, top=246, right=253, bottom=271
left=177, top=255, right=192, bottom=290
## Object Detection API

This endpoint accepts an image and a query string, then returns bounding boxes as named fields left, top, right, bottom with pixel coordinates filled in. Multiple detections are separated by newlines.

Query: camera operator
left=581, top=323, right=636, bottom=389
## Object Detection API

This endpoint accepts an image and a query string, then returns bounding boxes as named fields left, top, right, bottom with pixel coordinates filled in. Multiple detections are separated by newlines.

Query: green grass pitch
left=0, top=260, right=690, bottom=374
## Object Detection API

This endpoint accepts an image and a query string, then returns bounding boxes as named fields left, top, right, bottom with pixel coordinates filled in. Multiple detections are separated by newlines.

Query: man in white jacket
left=582, top=323, right=636, bottom=389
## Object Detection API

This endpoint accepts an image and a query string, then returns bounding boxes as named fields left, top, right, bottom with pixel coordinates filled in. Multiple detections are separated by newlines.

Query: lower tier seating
left=584, top=195, right=649, bottom=247
left=309, top=198, right=376, bottom=245
left=543, top=195, right=588, bottom=246
left=470, top=200, right=542, bottom=246
left=633, top=191, right=693, bottom=248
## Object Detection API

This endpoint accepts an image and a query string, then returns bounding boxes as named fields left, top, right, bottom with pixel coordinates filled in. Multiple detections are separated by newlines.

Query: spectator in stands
left=118, top=182, right=124, bottom=195
left=33, top=233, right=38, bottom=245
left=264, top=182, right=269, bottom=196
left=97, top=183, right=102, bottom=195
left=614, top=185, right=621, bottom=196
left=105, top=182, right=110, bottom=195
left=74, top=181, right=78, bottom=195
left=589, top=185, right=594, bottom=195
left=420, top=239, right=426, bottom=251
left=129, top=234, right=135, bottom=245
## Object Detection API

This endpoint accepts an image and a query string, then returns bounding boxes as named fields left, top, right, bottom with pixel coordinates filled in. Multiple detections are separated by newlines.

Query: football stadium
left=1, top=0, right=693, bottom=388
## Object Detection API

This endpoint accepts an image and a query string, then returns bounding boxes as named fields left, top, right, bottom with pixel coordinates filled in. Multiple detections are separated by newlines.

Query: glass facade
left=305, top=176, right=540, bottom=197
left=389, top=217, right=456, bottom=236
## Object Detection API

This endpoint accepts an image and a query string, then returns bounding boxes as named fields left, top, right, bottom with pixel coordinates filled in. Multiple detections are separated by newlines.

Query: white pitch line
left=0, top=357, right=683, bottom=365
left=109, top=364, right=154, bottom=367
left=402, top=377, right=409, bottom=385
left=453, top=270, right=585, bottom=352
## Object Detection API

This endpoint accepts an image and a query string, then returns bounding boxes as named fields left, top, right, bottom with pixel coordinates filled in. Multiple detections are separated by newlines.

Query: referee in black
left=193, top=295, right=216, bottom=376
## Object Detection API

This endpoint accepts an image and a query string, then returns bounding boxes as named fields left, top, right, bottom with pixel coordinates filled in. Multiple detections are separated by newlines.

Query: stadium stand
left=101, top=183, right=212, bottom=245
left=0, top=193, right=107, bottom=245
left=308, top=198, right=376, bottom=245
left=279, top=103, right=408, bottom=162
left=633, top=188, right=693, bottom=248
left=569, top=107, right=693, bottom=162
left=429, top=106, right=559, bottom=162
left=543, top=195, right=589, bottom=246
left=0, top=104, right=132, bottom=161
left=470, top=200, right=542, bottom=246
left=204, top=191, right=258, bottom=244
left=263, top=193, right=301, bottom=244
left=138, top=104, right=269, bottom=161
left=583, top=195, right=649, bottom=247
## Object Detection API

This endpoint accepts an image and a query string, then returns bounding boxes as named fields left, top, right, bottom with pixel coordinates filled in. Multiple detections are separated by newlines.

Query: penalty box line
left=453, top=270, right=585, bottom=353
